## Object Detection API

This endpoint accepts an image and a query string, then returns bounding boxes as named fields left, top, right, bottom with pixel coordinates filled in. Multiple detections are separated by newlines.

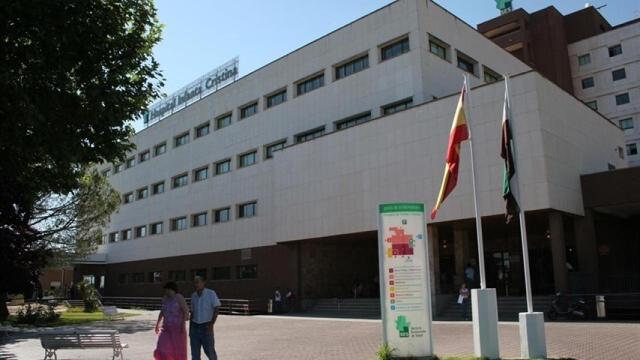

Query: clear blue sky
left=138, top=0, right=638, bottom=130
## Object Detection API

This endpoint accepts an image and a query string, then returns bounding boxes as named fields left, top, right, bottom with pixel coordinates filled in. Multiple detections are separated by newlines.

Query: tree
left=0, top=0, right=163, bottom=321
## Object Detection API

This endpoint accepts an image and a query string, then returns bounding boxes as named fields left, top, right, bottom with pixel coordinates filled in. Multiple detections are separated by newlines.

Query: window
left=168, top=270, right=186, bottom=282
left=136, top=187, right=148, bottom=200
left=585, top=100, right=598, bottom=111
left=195, top=123, right=210, bottom=138
left=193, top=166, right=209, bottom=182
left=123, top=192, right=134, bottom=204
left=192, top=212, right=207, bottom=227
left=578, top=54, right=591, bottom=66
left=382, top=98, right=413, bottom=115
left=109, top=232, right=119, bottom=243
left=170, top=217, right=188, bottom=231
left=266, top=89, right=287, bottom=108
left=296, top=127, right=325, bottom=143
left=212, top=266, right=231, bottom=280
left=429, top=34, right=449, bottom=61
left=214, top=207, right=231, bottom=223
left=215, top=159, right=231, bottom=175
left=456, top=51, right=477, bottom=75
left=483, top=66, right=501, bottom=83
left=135, top=225, right=147, bottom=238
left=238, top=151, right=257, bottom=168
left=238, top=201, right=257, bottom=219
left=215, top=113, right=232, bottom=129
left=126, top=157, right=135, bottom=169
left=237, top=265, right=257, bottom=279
left=172, top=173, right=188, bottom=188
left=154, top=142, right=167, bottom=156
left=335, top=54, right=369, bottom=80
left=191, top=269, right=207, bottom=281
left=150, top=221, right=163, bottom=235
left=296, top=73, right=325, bottom=96
left=114, top=163, right=124, bottom=173
left=612, top=68, right=626, bottom=81
left=131, top=273, right=145, bottom=283
left=609, top=44, right=622, bottom=57
left=148, top=271, right=162, bottom=283
left=627, top=143, right=638, bottom=156
left=174, top=132, right=189, bottom=147
left=619, top=118, right=634, bottom=130
left=335, top=112, right=372, bottom=130
left=380, top=37, right=409, bottom=61
left=616, top=93, right=630, bottom=106
left=121, top=229, right=132, bottom=241
left=138, top=150, right=150, bottom=163
left=240, top=102, right=258, bottom=119
left=581, top=77, right=594, bottom=89
left=152, top=181, right=165, bottom=195
left=264, top=140, right=286, bottom=159
left=102, top=169, right=111, bottom=177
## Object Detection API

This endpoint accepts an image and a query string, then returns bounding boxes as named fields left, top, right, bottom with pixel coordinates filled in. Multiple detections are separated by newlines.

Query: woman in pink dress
left=154, top=282, right=189, bottom=360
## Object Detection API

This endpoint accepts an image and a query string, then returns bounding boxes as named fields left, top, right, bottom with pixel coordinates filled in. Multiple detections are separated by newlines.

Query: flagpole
left=504, top=75, right=534, bottom=313
left=463, top=74, right=487, bottom=290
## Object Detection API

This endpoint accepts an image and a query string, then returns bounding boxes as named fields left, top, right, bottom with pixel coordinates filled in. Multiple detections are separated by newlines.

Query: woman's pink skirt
left=154, top=324, right=187, bottom=360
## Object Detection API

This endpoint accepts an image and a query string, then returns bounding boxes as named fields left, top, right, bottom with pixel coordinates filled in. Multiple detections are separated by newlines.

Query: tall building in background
left=479, top=6, right=640, bottom=166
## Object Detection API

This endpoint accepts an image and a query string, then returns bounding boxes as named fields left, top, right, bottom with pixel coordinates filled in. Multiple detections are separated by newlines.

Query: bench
left=40, top=329, right=128, bottom=360
left=102, top=305, right=125, bottom=321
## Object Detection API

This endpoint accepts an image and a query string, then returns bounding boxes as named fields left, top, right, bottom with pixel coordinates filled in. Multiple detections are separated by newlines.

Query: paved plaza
left=1, top=310, right=639, bottom=360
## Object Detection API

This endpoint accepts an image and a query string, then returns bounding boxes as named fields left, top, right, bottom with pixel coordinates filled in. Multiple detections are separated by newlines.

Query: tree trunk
left=0, top=292, right=9, bottom=321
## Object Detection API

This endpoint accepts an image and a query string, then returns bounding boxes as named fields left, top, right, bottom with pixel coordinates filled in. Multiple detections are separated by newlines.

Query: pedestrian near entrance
left=190, top=276, right=221, bottom=360
left=464, top=263, right=476, bottom=288
left=274, top=288, right=282, bottom=313
left=154, top=281, right=189, bottom=360
left=285, top=288, right=295, bottom=312
left=458, top=282, right=470, bottom=320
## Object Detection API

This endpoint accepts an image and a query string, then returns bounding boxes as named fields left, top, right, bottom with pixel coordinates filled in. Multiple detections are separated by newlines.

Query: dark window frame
left=295, top=126, right=325, bottom=143
left=214, top=207, right=231, bottom=223
left=193, top=166, right=209, bottom=182
left=239, top=101, right=258, bottom=120
left=382, top=97, right=414, bottom=115
left=174, top=132, right=190, bottom=148
left=215, top=112, right=232, bottom=130
left=380, top=36, right=410, bottom=62
left=581, top=77, right=595, bottom=89
left=264, top=139, right=287, bottom=160
left=266, top=88, right=287, bottom=109
left=334, top=53, right=370, bottom=80
left=215, top=159, right=232, bottom=175
left=612, top=68, right=626, bottom=81
left=335, top=111, right=372, bottom=130
left=194, top=122, right=210, bottom=139
left=295, top=72, right=325, bottom=96
left=238, top=201, right=257, bottom=219
left=171, top=172, right=189, bottom=189
left=238, top=150, right=257, bottom=168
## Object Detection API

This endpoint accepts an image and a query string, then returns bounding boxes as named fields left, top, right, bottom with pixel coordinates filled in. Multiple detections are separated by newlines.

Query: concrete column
left=453, top=229, right=467, bottom=286
left=549, top=212, right=569, bottom=292
left=574, top=209, right=599, bottom=292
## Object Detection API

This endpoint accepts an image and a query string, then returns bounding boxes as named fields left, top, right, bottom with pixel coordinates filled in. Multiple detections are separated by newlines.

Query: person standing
left=274, top=288, right=282, bottom=314
left=464, top=263, right=476, bottom=288
left=190, top=276, right=221, bottom=360
left=285, top=288, right=295, bottom=312
left=458, top=282, right=470, bottom=320
left=154, top=282, right=189, bottom=360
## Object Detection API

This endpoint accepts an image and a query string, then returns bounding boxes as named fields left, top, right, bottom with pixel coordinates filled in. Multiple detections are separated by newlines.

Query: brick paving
left=1, top=311, right=639, bottom=359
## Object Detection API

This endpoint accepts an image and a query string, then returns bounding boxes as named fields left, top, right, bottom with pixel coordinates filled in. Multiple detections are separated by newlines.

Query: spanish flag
left=431, top=83, right=470, bottom=220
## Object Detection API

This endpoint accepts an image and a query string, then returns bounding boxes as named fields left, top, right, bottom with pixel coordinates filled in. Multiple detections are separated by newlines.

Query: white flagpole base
left=471, top=288, right=500, bottom=359
left=519, top=312, right=547, bottom=359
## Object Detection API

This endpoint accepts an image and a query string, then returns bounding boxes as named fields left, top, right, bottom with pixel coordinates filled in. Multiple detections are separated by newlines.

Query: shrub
left=76, top=281, right=102, bottom=312
left=376, top=343, right=396, bottom=360
left=15, top=303, right=59, bottom=325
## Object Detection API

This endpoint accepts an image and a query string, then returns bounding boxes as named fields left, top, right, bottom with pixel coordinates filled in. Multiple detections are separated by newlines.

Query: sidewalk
left=1, top=311, right=639, bottom=359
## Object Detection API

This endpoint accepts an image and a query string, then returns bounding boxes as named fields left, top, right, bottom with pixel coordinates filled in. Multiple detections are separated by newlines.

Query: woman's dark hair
left=163, top=281, right=178, bottom=293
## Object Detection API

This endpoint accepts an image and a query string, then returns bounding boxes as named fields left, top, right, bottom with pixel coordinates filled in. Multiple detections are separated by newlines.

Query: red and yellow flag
left=431, top=84, right=470, bottom=219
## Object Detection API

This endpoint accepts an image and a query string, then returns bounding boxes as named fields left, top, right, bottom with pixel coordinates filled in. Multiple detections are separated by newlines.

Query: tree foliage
left=0, top=0, right=163, bottom=321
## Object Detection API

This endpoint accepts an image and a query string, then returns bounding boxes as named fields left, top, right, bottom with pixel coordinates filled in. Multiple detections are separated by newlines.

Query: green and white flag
left=500, top=82, right=520, bottom=223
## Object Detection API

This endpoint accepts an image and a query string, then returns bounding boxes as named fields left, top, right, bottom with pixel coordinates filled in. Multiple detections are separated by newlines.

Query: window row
left=117, top=265, right=258, bottom=285
left=578, top=44, right=623, bottom=67
left=580, top=67, right=627, bottom=89
left=583, top=92, right=631, bottom=111
left=105, top=202, right=257, bottom=244
left=102, top=35, right=416, bottom=178
left=428, top=33, right=501, bottom=83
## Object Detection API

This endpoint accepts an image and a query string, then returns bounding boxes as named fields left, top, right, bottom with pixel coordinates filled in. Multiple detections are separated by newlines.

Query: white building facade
left=76, top=0, right=627, bottom=306
left=569, top=19, right=640, bottom=166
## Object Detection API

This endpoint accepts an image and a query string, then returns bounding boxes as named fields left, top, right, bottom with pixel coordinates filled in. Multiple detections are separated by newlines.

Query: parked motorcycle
left=547, top=292, right=588, bottom=320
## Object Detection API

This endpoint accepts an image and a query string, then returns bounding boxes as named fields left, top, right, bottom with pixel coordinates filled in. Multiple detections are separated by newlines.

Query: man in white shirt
left=190, top=276, right=221, bottom=360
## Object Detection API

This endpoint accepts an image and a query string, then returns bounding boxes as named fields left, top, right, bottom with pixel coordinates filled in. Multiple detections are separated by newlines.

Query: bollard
left=596, top=295, right=606, bottom=319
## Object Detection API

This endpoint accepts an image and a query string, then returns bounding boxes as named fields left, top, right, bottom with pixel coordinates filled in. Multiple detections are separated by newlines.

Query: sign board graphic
left=378, top=203, right=433, bottom=357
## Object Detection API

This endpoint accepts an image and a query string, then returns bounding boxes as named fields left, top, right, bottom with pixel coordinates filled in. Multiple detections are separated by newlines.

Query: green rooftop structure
left=496, top=0, right=513, bottom=14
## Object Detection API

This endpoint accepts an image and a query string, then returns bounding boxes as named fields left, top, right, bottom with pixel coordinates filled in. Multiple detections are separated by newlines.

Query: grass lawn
left=6, top=307, right=137, bottom=327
